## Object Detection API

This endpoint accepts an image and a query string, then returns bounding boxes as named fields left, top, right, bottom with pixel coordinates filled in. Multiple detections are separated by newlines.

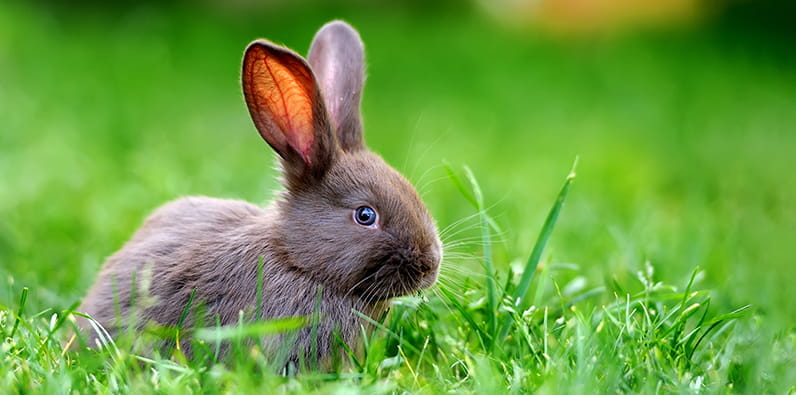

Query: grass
left=2, top=0, right=795, bottom=392
left=0, top=165, right=764, bottom=392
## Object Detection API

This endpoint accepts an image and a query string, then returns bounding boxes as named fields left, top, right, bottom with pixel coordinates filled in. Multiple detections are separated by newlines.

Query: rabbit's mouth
left=352, top=246, right=440, bottom=302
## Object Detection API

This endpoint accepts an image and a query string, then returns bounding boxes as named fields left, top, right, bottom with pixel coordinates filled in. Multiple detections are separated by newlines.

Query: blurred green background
left=1, top=0, right=794, bottom=334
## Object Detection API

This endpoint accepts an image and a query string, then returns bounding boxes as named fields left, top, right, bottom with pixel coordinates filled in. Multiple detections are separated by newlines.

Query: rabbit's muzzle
left=353, top=242, right=440, bottom=301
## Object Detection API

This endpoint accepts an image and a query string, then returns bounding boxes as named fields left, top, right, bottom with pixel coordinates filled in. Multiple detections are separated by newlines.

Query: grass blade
left=176, top=287, right=197, bottom=329
left=9, top=287, right=29, bottom=338
left=443, top=162, right=478, bottom=208
left=193, top=316, right=306, bottom=342
left=463, top=165, right=499, bottom=343
left=498, top=157, right=577, bottom=341
left=688, top=304, right=751, bottom=359
left=351, top=310, right=422, bottom=355
left=439, top=286, right=490, bottom=348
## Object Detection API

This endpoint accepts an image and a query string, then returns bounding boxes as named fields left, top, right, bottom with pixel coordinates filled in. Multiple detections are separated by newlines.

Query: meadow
left=1, top=1, right=795, bottom=392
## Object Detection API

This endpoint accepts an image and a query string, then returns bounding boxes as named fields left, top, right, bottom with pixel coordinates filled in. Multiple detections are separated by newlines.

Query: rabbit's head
left=242, top=21, right=441, bottom=302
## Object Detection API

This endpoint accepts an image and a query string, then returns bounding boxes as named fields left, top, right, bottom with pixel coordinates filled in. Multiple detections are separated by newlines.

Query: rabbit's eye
left=354, top=206, right=378, bottom=227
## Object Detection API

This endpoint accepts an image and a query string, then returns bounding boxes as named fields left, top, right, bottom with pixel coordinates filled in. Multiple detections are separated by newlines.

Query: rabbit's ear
left=308, top=21, right=365, bottom=152
left=242, top=40, right=336, bottom=174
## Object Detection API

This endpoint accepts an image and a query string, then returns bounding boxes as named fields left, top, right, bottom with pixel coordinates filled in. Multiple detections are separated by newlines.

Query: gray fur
left=308, top=21, right=366, bottom=151
left=78, top=21, right=441, bottom=368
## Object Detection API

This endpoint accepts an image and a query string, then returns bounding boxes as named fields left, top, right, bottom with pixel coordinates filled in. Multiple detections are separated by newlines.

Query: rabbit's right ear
left=308, top=21, right=365, bottom=152
left=242, top=40, right=336, bottom=176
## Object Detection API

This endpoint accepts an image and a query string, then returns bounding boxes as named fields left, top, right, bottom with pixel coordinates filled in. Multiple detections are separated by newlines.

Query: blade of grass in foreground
left=497, top=157, right=578, bottom=342
left=9, top=287, right=28, bottom=338
left=442, top=161, right=478, bottom=208
left=443, top=164, right=501, bottom=344
left=464, top=165, right=498, bottom=344
left=193, top=316, right=306, bottom=342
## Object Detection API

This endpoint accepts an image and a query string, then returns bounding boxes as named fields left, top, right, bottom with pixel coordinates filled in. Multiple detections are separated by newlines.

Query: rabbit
left=76, top=21, right=441, bottom=367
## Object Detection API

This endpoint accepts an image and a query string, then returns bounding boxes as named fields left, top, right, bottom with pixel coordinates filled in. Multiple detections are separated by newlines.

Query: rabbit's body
left=79, top=24, right=442, bottom=363
left=81, top=196, right=279, bottom=332
left=80, top=197, right=382, bottom=362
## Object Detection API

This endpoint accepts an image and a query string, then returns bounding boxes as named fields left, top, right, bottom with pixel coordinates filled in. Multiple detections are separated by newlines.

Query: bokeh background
left=1, top=0, right=794, bottom=337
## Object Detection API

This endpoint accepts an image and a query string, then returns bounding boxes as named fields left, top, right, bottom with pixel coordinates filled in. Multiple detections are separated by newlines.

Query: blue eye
left=354, top=206, right=377, bottom=227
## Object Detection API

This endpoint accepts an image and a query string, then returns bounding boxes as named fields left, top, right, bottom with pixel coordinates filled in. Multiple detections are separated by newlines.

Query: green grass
left=1, top=0, right=795, bottom=392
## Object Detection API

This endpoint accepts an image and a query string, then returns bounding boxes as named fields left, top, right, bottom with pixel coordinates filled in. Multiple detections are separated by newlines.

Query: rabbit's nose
left=418, top=261, right=432, bottom=273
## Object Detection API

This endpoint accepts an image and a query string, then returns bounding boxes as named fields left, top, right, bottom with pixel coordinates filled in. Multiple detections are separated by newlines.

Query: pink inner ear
left=246, top=46, right=316, bottom=165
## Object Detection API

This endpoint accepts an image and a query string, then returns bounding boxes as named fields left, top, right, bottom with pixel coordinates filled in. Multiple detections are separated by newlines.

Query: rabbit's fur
left=78, top=21, right=441, bottom=366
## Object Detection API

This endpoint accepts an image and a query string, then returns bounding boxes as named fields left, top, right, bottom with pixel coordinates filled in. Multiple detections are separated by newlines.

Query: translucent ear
left=308, top=21, right=365, bottom=152
left=242, top=40, right=334, bottom=171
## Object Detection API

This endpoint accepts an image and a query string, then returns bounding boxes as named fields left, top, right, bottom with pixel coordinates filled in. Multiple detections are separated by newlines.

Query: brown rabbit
left=77, top=21, right=441, bottom=366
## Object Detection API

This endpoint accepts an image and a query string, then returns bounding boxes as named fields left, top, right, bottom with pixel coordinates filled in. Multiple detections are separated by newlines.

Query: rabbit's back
left=79, top=196, right=275, bottom=342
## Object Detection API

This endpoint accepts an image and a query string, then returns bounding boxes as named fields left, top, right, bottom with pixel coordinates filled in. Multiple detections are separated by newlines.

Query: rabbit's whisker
left=439, top=212, right=481, bottom=237
left=344, top=269, right=381, bottom=300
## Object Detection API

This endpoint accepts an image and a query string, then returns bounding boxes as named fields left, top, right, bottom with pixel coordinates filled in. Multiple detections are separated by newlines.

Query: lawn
left=1, top=1, right=795, bottom=392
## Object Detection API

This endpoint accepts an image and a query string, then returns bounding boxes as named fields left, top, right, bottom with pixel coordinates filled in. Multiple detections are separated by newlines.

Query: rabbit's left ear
left=308, top=21, right=365, bottom=152
left=242, top=40, right=336, bottom=176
